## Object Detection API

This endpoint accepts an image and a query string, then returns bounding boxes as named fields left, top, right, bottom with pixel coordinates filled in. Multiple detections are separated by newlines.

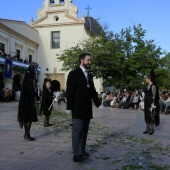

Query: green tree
left=156, top=53, right=170, bottom=89
left=160, top=52, right=170, bottom=71
left=58, top=24, right=165, bottom=90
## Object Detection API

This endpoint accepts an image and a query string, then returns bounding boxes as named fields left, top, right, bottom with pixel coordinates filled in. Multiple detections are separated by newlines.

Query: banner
left=4, top=58, right=13, bottom=79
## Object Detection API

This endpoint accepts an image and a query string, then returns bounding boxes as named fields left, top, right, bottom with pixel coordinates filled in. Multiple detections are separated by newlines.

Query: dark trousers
left=72, top=119, right=90, bottom=156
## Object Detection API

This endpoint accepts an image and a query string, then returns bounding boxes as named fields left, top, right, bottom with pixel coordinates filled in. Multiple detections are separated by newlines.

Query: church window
left=54, top=15, right=59, bottom=21
left=0, top=42, right=5, bottom=52
left=16, top=49, right=20, bottom=59
left=29, top=54, right=32, bottom=63
left=50, top=0, right=55, bottom=5
left=51, top=31, right=60, bottom=49
left=59, top=0, right=64, bottom=4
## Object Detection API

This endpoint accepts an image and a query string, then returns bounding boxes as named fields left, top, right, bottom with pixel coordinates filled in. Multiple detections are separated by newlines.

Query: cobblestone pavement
left=0, top=102, right=170, bottom=170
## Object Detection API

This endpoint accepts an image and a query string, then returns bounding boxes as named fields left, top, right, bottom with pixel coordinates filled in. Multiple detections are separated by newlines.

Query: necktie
left=85, top=70, right=88, bottom=81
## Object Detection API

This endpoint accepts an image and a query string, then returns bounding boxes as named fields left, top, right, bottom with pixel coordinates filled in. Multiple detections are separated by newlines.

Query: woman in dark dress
left=18, top=65, right=38, bottom=141
left=143, top=70, right=160, bottom=135
left=41, top=78, right=53, bottom=127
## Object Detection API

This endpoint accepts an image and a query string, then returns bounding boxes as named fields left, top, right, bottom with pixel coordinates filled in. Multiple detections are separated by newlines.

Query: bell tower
left=49, top=0, right=65, bottom=5
left=35, top=0, right=78, bottom=21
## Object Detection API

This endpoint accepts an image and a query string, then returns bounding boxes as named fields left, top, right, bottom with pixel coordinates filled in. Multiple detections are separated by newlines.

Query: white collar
left=80, top=66, right=87, bottom=73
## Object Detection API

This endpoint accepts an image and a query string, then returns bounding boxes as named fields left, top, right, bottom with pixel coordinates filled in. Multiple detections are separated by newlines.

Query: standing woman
left=18, top=65, right=38, bottom=141
left=41, top=78, right=53, bottom=127
left=143, top=70, right=160, bottom=135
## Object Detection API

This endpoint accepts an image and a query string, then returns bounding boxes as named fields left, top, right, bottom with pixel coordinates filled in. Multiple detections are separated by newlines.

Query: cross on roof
left=85, top=5, right=92, bottom=16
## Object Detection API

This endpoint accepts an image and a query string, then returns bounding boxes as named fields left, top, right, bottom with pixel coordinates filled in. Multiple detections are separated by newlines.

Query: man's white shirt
left=80, top=66, right=88, bottom=80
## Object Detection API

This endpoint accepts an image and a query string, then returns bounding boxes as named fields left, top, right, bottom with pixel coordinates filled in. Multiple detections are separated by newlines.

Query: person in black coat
left=143, top=70, right=160, bottom=135
left=66, top=52, right=102, bottom=163
left=40, top=78, right=53, bottom=127
left=18, top=65, right=38, bottom=141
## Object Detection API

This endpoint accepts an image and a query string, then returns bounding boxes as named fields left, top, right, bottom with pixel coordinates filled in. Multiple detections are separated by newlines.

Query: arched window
left=13, top=74, right=22, bottom=91
left=59, top=0, right=64, bottom=4
left=0, top=72, right=4, bottom=91
left=50, top=0, right=55, bottom=5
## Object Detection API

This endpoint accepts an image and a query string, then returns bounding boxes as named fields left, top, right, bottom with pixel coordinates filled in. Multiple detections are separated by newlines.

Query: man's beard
left=83, top=63, right=90, bottom=69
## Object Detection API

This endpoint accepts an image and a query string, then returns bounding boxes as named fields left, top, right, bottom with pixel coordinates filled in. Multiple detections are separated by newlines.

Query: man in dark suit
left=66, top=52, right=103, bottom=162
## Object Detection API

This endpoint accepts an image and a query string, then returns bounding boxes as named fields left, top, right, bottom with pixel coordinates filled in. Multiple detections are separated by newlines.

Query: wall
left=36, top=23, right=88, bottom=88
left=0, top=25, right=38, bottom=61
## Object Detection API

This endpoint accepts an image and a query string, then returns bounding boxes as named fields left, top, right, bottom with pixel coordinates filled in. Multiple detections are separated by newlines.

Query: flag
left=4, top=58, right=13, bottom=79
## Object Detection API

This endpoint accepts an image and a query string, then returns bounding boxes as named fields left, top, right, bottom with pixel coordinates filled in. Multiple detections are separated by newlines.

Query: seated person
left=110, top=95, right=117, bottom=107
left=163, top=93, right=170, bottom=114
left=118, top=94, right=127, bottom=108
left=103, top=92, right=114, bottom=106
left=132, top=93, right=139, bottom=110
left=159, top=91, right=169, bottom=114
left=115, top=94, right=123, bottom=108
left=122, top=91, right=132, bottom=109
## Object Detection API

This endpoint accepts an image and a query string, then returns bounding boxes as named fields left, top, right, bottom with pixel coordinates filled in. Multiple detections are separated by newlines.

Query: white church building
left=0, top=0, right=103, bottom=93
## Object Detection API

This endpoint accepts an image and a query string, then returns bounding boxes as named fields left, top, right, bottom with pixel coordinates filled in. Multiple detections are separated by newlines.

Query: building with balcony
left=0, top=19, right=39, bottom=91
left=0, top=0, right=103, bottom=94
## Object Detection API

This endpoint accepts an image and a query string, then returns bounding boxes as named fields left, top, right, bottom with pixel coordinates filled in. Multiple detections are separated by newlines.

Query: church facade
left=0, top=0, right=103, bottom=93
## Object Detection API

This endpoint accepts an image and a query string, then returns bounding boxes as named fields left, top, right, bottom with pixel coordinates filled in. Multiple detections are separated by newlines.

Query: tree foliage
left=58, top=24, right=169, bottom=90
left=157, top=53, right=170, bottom=89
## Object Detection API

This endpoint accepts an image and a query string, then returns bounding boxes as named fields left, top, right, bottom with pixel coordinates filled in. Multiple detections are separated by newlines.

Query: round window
left=54, top=16, right=59, bottom=21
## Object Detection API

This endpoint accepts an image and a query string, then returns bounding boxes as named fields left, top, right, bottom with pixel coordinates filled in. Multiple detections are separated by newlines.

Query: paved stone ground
left=0, top=101, right=170, bottom=170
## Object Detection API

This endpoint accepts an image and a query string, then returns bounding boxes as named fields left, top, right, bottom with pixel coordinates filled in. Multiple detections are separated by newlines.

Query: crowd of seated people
left=0, top=49, right=38, bottom=67
left=159, top=90, right=170, bottom=114
left=100, top=89, right=144, bottom=110
left=100, top=89, right=170, bottom=115
left=0, top=88, right=15, bottom=102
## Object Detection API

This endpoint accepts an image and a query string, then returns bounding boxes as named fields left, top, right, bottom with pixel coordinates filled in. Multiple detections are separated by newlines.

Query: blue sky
left=1, top=0, right=170, bottom=53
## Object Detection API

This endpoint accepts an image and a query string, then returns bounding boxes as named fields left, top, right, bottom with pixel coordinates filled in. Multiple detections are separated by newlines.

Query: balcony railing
left=0, top=55, right=40, bottom=73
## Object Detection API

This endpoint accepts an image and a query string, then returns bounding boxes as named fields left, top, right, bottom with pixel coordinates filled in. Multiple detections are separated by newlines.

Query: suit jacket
left=66, top=67, right=101, bottom=119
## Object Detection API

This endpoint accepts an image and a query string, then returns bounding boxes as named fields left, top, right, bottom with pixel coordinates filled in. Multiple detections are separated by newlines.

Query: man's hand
left=99, top=105, right=104, bottom=110
left=151, top=103, right=156, bottom=108
left=66, top=110, right=72, bottom=114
